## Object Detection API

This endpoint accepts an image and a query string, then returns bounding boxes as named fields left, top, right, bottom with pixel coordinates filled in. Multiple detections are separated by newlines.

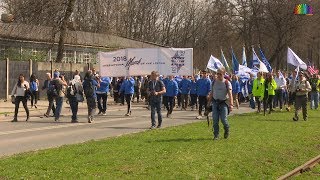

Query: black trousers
left=198, top=96, right=208, bottom=115
left=125, top=94, right=133, bottom=113
left=14, top=96, right=29, bottom=118
left=190, top=94, right=198, bottom=107
left=164, top=96, right=174, bottom=114
left=97, top=93, right=108, bottom=113
left=30, top=90, right=38, bottom=106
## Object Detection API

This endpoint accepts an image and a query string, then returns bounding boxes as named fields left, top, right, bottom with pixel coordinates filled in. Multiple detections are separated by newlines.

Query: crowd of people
left=10, top=67, right=320, bottom=139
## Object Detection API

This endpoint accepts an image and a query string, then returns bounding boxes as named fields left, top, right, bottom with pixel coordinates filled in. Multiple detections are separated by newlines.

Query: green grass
left=0, top=110, right=319, bottom=179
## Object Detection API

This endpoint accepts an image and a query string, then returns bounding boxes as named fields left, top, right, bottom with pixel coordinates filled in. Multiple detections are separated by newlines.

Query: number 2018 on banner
left=113, top=56, right=127, bottom=62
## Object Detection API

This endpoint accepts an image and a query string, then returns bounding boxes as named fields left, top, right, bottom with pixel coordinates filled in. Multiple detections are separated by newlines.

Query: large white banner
left=99, top=48, right=193, bottom=76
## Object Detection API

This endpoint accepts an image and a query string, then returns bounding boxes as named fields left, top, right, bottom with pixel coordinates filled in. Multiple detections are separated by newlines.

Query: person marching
left=50, top=72, right=67, bottom=121
left=11, top=74, right=30, bottom=122
left=263, top=73, right=277, bottom=115
left=67, top=75, right=83, bottom=123
left=247, top=73, right=255, bottom=109
left=293, top=71, right=311, bottom=121
left=179, top=76, right=191, bottom=110
left=190, top=76, right=198, bottom=111
left=231, top=75, right=240, bottom=109
left=196, top=70, right=212, bottom=119
left=309, top=73, right=320, bottom=110
left=42, top=73, right=56, bottom=117
left=83, top=71, right=100, bottom=123
left=96, top=76, right=111, bottom=115
left=286, top=70, right=298, bottom=112
left=29, top=74, right=39, bottom=109
left=209, top=68, right=233, bottom=140
left=274, top=70, right=287, bottom=111
left=164, top=75, right=179, bottom=118
left=252, top=72, right=265, bottom=113
left=147, top=71, right=166, bottom=129
left=120, top=77, right=135, bottom=116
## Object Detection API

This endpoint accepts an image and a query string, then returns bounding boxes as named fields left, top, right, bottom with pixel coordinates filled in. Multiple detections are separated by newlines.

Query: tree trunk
left=56, top=0, right=76, bottom=63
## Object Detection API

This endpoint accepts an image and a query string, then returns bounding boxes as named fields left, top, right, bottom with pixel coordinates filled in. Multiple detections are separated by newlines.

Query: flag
left=287, top=47, right=307, bottom=70
left=252, top=48, right=269, bottom=73
left=221, top=49, right=230, bottom=71
left=242, top=46, right=247, bottom=66
left=207, top=55, right=224, bottom=71
left=308, top=66, right=319, bottom=75
left=252, top=47, right=260, bottom=68
left=259, top=47, right=272, bottom=72
left=231, top=48, right=239, bottom=72
left=239, top=64, right=252, bottom=73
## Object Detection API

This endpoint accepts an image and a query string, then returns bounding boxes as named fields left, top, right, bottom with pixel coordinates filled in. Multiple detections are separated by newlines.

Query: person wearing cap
left=309, top=74, right=320, bottom=110
left=51, top=71, right=67, bottom=121
left=293, top=71, right=311, bottom=121
left=196, top=70, right=212, bottom=119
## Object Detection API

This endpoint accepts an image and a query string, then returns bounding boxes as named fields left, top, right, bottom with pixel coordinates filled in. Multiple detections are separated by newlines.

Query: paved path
left=0, top=100, right=254, bottom=157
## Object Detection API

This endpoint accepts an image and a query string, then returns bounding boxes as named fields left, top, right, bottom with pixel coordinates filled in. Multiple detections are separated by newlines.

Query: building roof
left=0, top=22, right=162, bottom=49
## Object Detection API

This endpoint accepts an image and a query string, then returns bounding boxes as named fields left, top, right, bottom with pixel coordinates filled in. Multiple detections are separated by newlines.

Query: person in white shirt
left=11, top=74, right=30, bottom=122
left=274, top=70, right=287, bottom=111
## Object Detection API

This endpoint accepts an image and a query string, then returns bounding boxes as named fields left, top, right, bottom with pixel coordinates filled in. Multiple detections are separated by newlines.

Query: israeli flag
left=242, top=46, right=247, bottom=66
left=207, top=55, right=224, bottom=71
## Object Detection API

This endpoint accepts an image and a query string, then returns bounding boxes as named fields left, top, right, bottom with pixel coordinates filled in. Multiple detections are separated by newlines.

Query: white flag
left=252, top=48, right=269, bottom=73
left=207, top=55, right=224, bottom=71
left=287, top=47, right=307, bottom=70
left=239, top=64, right=252, bottom=73
left=242, top=46, right=247, bottom=66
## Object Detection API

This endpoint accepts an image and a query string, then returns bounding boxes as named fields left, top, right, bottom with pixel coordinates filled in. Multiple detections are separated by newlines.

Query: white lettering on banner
left=99, top=48, right=193, bottom=76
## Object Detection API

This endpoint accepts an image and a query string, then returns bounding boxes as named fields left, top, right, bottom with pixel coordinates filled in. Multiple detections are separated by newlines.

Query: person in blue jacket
left=164, top=75, right=179, bottom=118
left=196, top=70, right=212, bottom=119
left=120, top=77, right=135, bottom=116
left=96, top=76, right=111, bottom=115
left=231, top=74, right=241, bottom=109
left=179, top=76, right=191, bottom=110
left=190, top=76, right=198, bottom=111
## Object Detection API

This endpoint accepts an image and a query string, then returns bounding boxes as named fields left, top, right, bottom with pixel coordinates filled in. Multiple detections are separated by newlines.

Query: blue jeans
left=212, top=101, right=229, bottom=137
left=310, top=91, right=319, bottom=109
left=54, top=97, right=63, bottom=120
left=150, top=100, right=162, bottom=127
left=69, top=97, right=78, bottom=121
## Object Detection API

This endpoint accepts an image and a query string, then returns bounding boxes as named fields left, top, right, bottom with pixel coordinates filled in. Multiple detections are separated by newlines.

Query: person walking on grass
left=147, top=71, right=166, bottom=129
left=293, top=71, right=311, bottom=121
left=120, top=76, right=135, bottom=116
left=231, top=75, right=240, bottom=109
left=190, top=76, right=198, bottom=111
left=11, top=74, right=30, bottom=122
left=42, top=73, right=56, bottom=117
left=96, top=76, right=111, bottom=116
left=274, top=70, right=287, bottom=111
left=309, top=74, right=320, bottom=110
left=179, top=76, right=191, bottom=111
left=196, top=70, right=212, bottom=119
left=29, top=74, right=39, bottom=109
left=164, top=75, right=178, bottom=118
left=208, top=68, right=233, bottom=140
left=263, top=73, right=277, bottom=116
left=83, top=71, right=100, bottom=123
left=286, top=70, right=298, bottom=112
left=67, top=75, right=83, bottom=123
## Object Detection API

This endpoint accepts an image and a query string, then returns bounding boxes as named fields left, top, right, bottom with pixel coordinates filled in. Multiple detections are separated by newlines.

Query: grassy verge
left=0, top=110, right=319, bottom=179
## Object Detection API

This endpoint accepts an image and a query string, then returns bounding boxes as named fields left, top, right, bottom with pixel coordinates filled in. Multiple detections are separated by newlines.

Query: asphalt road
left=0, top=102, right=253, bottom=157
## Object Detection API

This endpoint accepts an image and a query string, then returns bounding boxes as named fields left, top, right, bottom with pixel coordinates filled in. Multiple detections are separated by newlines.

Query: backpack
left=66, top=84, right=76, bottom=98
left=83, top=80, right=94, bottom=98
left=47, top=80, right=61, bottom=98
left=30, top=81, right=38, bottom=92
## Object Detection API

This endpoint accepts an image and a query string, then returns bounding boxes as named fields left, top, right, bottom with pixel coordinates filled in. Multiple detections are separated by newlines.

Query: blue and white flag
left=259, top=48, right=273, bottom=72
left=252, top=48, right=269, bottom=73
left=221, top=49, right=230, bottom=71
left=242, top=46, right=247, bottom=66
left=207, top=55, right=224, bottom=71
left=231, top=48, right=239, bottom=72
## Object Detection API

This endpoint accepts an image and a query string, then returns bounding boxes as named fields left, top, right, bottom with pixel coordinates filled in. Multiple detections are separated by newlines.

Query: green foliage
left=0, top=111, right=319, bottom=179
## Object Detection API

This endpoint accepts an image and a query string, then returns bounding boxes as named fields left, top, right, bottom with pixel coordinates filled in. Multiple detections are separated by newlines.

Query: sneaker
left=54, top=118, right=59, bottom=122
left=156, top=125, right=161, bottom=128
left=102, top=112, right=107, bottom=116
left=150, top=126, right=156, bottom=129
left=88, top=116, right=93, bottom=123
left=213, top=136, right=219, bottom=140
left=293, top=117, right=298, bottom=121
left=125, top=113, right=131, bottom=116
left=71, top=120, right=79, bottom=123
left=196, top=115, right=202, bottom=119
